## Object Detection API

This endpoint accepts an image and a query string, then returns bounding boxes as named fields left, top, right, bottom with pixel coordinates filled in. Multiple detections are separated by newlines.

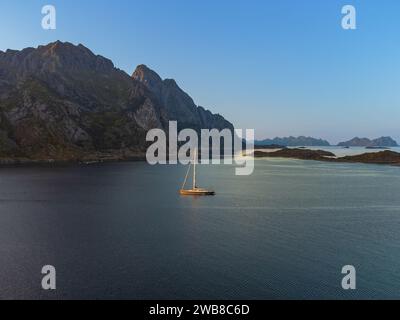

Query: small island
left=336, top=150, right=400, bottom=165
left=254, top=148, right=335, bottom=161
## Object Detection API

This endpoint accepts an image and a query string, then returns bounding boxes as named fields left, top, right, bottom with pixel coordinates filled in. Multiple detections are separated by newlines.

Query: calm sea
left=0, top=153, right=399, bottom=299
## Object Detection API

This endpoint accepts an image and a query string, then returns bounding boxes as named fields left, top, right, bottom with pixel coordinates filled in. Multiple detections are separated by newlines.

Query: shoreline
left=0, top=154, right=147, bottom=168
left=2, top=148, right=400, bottom=168
left=250, top=148, right=400, bottom=166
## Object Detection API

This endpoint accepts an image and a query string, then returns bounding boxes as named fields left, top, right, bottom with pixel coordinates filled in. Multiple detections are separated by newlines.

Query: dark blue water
left=0, top=159, right=399, bottom=299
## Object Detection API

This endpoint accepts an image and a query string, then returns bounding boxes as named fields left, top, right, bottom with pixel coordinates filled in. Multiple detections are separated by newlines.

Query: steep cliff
left=0, top=41, right=233, bottom=161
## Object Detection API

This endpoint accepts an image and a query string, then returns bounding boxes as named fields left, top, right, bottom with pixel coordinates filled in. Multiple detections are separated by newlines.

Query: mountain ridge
left=338, top=136, right=398, bottom=147
left=0, top=41, right=234, bottom=161
left=255, top=136, right=331, bottom=147
left=256, top=136, right=399, bottom=147
left=132, top=64, right=231, bottom=132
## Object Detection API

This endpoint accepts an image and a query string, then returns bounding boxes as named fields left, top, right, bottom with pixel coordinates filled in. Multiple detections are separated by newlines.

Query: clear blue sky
left=1, top=0, right=399, bottom=143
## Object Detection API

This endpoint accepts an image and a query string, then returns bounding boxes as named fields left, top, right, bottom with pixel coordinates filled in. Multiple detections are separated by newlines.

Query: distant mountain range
left=255, top=136, right=331, bottom=147
left=338, top=137, right=398, bottom=147
left=0, top=41, right=233, bottom=160
left=255, top=136, right=399, bottom=147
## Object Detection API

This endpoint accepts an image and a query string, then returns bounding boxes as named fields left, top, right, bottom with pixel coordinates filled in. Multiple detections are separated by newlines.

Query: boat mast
left=193, top=148, right=197, bottom=189
left=181, top=163, right=191, bottom=190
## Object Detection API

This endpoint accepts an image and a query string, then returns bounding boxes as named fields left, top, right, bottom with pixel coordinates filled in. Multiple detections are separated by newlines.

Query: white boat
left=179, top=149, right=215, bottom=196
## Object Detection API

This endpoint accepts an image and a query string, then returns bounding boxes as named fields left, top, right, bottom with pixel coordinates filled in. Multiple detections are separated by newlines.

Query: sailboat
left=179, top=148, right=215, bottom=196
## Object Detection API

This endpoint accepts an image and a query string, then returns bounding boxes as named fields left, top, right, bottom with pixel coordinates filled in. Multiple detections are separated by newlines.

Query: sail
left=193, top=148, right=197, bottom=189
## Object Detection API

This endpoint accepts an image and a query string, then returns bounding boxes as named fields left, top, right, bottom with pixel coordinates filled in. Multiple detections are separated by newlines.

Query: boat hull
left=179, top=189, right=215, bottom=196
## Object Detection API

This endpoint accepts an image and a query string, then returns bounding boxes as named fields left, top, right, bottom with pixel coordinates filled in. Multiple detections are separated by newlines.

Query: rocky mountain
left=338, top=137, right=398, bottom=147
left=255, top=136, right=330, bottom=147
left=337, top=137, right=371, bottom=147
left=369, top=137, right=399, bottom=147
left=0, top=41, right=233, bottom=161
left=132, top=64, right=232, bottom=132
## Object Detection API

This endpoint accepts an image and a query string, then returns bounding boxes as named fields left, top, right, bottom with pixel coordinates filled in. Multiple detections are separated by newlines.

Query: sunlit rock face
left=0, top=41, right=233, bottom=160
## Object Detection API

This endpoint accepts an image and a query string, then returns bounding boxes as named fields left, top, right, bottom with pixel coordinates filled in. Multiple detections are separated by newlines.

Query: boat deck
left=180, top=188, right=215, bottom=196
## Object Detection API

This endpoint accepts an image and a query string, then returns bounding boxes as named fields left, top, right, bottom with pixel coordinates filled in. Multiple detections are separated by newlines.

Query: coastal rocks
left=337, top=150, right=400, bottom=164
left=253, top=148, right=335, bottom=161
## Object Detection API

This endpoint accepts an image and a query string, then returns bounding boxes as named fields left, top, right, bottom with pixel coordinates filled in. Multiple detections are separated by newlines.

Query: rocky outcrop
left=0, top=41, right=234, bottom=161
left=337, top=150, right=400, bottom=164
left=132, top=64, right=233, bottom=132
